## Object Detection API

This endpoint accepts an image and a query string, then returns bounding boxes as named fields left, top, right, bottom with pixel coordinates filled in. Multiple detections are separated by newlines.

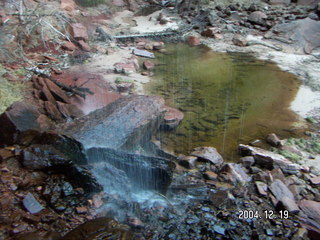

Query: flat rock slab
left=132, top=48, right=155, bottom=58
left=221, top=163, right=252, bottom=183
left=299, top=200, right=320, bottom=223
left=60, top=95, right=165, bottom=151
left=239, top=144, right=300, bottom=174
left=23, top=193, right=44, bottom=214
left=191, top=147, right=224, bottom=166
left=269, top=179, right=295, bottom=201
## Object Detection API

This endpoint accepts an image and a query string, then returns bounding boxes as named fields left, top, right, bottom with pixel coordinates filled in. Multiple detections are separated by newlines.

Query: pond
left=145, top=44, right=304, bottom=161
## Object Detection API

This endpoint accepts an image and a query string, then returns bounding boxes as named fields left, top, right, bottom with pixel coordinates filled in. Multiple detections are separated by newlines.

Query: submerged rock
left=61, top=95, right=166, bottom=152
left=60, top=217, right=133, bottom=240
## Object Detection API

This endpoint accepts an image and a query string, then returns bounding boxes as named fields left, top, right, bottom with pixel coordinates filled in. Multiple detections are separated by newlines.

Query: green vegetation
left=0, top=78, right=24, bottom=114
left=76, top=0, right=105, bottom=7
left=115, top=77, right=134, bottom=84
left=286, top=136, right=320, bottom=155
left=278, top=149, right=302, bottom=163
left=14, top=68, right=27, bottom=76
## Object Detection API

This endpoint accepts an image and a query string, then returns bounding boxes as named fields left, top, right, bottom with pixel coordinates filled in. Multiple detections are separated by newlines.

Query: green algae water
left=145, top=44, right=303, bottom=161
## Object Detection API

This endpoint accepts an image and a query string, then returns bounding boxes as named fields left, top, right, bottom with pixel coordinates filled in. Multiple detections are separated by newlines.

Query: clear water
left=145, top=44, right=303, bottom=161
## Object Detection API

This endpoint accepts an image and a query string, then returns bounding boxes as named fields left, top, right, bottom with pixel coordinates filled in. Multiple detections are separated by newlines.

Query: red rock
left=153, top=42, right=165, bottom=50
left=143, top=60, right=155, bottom=70
left=299, top=200, right=320, bottom=223
left=187, top=36, right=201, bottom=46
left=94, top=45, right=106, bottom=53
left=310, top=176, right=320, bottom=185
left=203, top=171, right=218, bottom=180
left=232, top=34, right=248, bottom=47
left=43, top=78, right=70, bottom=104
left=62, top=41, right=77, bottom=51
left=77, top=40, right=91, bottom=52
left=114, top=62, right=136, bottom=74
left=44, top=55, right=59, bottom=62
left=38, top=78, right=57, bottom=104
left=70, top=23, right=88, bottom=41
left=116, top=82, right=134, bottom=93
left=51, top=68, right=62, bottom=75
left=44, top=101, right=63, bottom=121
left=61, top=0, right=76, bottom=12
left=213, top=33, right=223, bottom=39
left=76, top=206, right=88, bottom=214
left=163, top=106, right=184, bottom=129
left=141, top=71, right=149, bottom=76
left=112, top=0, right=125, bottom=7
left=136, top=41, right=146, bottom=49
left=57, top=102, right=83, bottom=119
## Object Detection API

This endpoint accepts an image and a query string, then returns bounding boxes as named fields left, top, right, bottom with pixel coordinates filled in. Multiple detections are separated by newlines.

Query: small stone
left=213, top=225, right=225, bottom=235
left=23, top=193, right=44, bottom=214
left=232, top=34, right=247, bottom=47
left=310, top=176, right=320, bottom=185
left=177, top=155, right=197, bottom=169
left=191, top=147, right=224, bottom=166
left=255, top=181, right=268, bottom=196
left=187, top=36, right=201, bottom=46
left=76, top=206, right=87, bottom=214
left=265, top=229, right=273, bottom=236
left=62, top=41, right=77, bottom=51
left=77, top=40, right=91, bottom=52
left=143, top=60, right=155, bottom=70
left=281, top=196, right=299, bottom=214
left=266, top=133, right=285, bottom=147
left=128, top=217, right=143, bottom=227
left=70, top=23, right=88, bottom=41
left=203, top=171, right=218, bottom=180
left=240, top=156, right=255, bottom=168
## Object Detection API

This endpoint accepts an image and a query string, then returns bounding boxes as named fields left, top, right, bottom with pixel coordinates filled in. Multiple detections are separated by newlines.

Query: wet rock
left=191, top=147, right=224, bottom=166
left=143, top=60, right=155, bottom=70
left=187, top=36, right=201, bottom=46
left=177, top=155, right=197, bottom=169
left=213, top=225, right=226, bottom=235
left=239, top=144, right=300, bottom=174
left=92, top=193, right=104, bottom=208
left=22, top=144, right=72, bottom=170
left=209, top=190, right=234, bottom=208
left=255, top=181, right=268, bottom=196
left=128, top=217, right=143, bottom=228
left=76, top=206, right=87, bottom=214
left=232, top=34, right=248, bottom=47
left=32, top=131, right=87, bottom=165
left=62, top=181, right=74, bottom=196
left=240, top=156, right=255, bottom=168
left=248, top=11, right=267, bottom=25
left=220, top=163, right=252, bottom=183
left=0, top=102, right=41, bottom=145
left=299, top=200, right=320, bottom=223
left=266, top=133, right=284, bottom=147
left=61, top=0, right=76, bottom=12
left=22, top=193, right=44, bottom=214
left=201, top=27, right=220, bottom=38
left=70, top=23, right=88, bottom=41
left=57, top=102, right=84, bottom=119
left=270, top=168, right=286, bottom=182
left=162, top=106, right=184, bottom=130
left=86, top=148, right=173, bottom=193
left=0, top=148, right=14, bottom=161
left=61, top=95, right=166, bottom=151
left=60, top=217, right=133, bottom=240
left=37, top=77, right=57, bottom=104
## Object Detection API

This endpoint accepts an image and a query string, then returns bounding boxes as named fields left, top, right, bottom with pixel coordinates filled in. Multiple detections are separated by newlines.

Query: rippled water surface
left=145, top=44, right=303, bottom=160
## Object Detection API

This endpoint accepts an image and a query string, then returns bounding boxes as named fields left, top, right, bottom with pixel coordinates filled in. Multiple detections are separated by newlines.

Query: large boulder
left=248, top=11, right=267, bottom=25
left=0, top=102, right=41, bottom=146
left=239, top=144, right=300, bottom=174
left=86, top=147, right=174, bottom=194
left=60, top=95, right=166, bottom=152
left=266, top=17, right=320, bottom=54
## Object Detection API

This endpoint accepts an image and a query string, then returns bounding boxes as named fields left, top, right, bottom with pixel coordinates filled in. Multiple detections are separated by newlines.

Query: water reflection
left=145, top=44, right=303, bottom=160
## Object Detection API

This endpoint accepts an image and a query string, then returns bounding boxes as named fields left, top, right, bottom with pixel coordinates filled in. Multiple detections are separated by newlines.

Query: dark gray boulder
left=60, top=95, right=166, bottom=152
left=0, top=102, right=41, bottom=146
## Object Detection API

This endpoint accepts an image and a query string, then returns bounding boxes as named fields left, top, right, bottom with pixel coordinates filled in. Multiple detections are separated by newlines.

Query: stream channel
left=145, top=43, right=305, bottom=161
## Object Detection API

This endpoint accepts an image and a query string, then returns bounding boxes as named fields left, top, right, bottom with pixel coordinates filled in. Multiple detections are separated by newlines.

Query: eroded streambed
left=145, top=44, right=306, bottom=160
